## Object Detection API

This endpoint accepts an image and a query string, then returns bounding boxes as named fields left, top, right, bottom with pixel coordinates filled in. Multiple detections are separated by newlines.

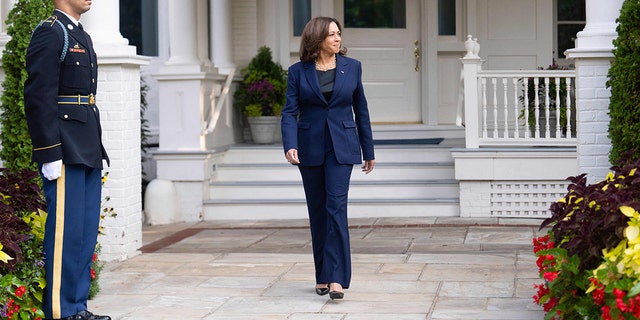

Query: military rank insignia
left=69, top=44, right=86, bottom=53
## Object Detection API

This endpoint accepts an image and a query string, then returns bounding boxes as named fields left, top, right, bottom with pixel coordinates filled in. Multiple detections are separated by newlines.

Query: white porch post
left=461, top=36, right=482, bottom=149
left=82, top=3, right=149, bottom=261
left=210, top=0, right=235, bottom=74
left=151, top=0, right=219, bottom=224
left=565, top=0, right=623, bottom=184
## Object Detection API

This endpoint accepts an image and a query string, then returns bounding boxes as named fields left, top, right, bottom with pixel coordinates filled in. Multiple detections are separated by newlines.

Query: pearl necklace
left=315, top=55, right=336, bottom=71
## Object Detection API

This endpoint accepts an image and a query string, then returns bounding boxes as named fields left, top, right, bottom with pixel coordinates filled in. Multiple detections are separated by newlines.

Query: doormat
left=373, top=138, right=444, bottom=145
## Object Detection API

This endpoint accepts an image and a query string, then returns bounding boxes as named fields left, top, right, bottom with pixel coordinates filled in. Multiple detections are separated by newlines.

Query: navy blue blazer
left=281, top=54, right=375, bottom=166
left=24, top=12, right=108, bottom=169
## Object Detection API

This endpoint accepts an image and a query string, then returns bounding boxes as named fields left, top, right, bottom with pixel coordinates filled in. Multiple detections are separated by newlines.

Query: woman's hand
left=361, top=159, right=375, bottom=174
left=286, top=148, right=300, bottom=165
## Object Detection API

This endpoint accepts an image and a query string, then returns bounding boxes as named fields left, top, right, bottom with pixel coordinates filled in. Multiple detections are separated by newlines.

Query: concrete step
left=213, top=162, right=455, bottom=181
left=202, top=199, right=460, bottom=220
left=209, top=180, right=460, bottom=200
left=206, top=140, right=461, bottom=220
left=214, top=143, right=458, bottom=165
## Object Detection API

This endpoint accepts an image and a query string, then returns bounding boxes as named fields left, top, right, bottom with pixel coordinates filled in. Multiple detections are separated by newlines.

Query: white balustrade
left=461, top=36, right=577, bottom=148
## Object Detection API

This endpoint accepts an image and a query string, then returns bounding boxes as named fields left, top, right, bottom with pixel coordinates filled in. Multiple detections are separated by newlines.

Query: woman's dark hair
left=299, top=16, right=347, bottom=62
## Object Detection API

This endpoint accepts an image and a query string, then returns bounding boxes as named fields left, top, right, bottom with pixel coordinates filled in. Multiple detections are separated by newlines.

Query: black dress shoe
left=329, top=290, right=344, bottom=300
left=329, top=283, right=344, bottom=300
left=76, top=310, right=111, bottom=320
left=315, top=285, right=330, bottom=296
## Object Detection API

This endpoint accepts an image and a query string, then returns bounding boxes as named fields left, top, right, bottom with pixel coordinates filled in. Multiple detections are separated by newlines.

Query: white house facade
left=0, top=0, right=622, bottom=261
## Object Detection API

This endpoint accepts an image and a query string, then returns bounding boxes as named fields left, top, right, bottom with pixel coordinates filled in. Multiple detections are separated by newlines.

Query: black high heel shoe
left=329, top=283, right=344, bottom=300
left=315, top=284, right=329, bottom=296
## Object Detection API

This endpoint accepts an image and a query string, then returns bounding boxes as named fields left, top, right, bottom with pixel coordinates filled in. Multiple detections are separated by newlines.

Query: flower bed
left=533, top=154, right=640, bottom=319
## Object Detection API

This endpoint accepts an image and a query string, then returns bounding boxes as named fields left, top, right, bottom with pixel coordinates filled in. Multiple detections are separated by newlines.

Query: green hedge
left=608, top=0, right=640, bottom=164
left=0, top=0, right=53, bottom=172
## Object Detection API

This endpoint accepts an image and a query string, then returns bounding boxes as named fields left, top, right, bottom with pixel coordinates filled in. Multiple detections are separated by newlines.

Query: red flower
left=91, top=268, right=96, bottom=279
left=543, top=271, right=558, bottom=282
left=602, top=305, right=612, bottom=320
left=533, top=283, right=550, bottom=304
left=543, top=296, right=558, bottom=312
left=92, top=253, right=98, bottom=262
left=592, top=287, right=605, bottom=305
left=15, top=285, right=26, bottom=297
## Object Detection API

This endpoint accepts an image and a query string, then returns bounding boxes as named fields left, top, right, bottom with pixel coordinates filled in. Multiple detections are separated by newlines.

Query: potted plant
left=234, top=46, right=287, bottom=144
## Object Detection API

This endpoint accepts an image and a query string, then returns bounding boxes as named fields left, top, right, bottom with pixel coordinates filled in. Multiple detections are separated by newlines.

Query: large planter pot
left=247, top=116, right=281, bottom=144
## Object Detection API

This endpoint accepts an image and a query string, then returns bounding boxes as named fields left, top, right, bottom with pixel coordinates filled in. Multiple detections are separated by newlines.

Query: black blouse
left=317, top=68, right=336, bottom=101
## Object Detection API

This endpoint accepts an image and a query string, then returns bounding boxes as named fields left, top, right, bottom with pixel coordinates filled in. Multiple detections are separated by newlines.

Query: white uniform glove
left=42, top=160, right=63, bottom=181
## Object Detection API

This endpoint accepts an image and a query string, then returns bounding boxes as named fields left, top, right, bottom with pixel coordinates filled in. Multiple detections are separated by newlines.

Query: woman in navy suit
left=281, top=16, right=375, bottom=300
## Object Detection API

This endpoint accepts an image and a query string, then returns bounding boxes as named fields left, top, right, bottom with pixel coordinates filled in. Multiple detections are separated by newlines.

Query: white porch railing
left=202, top=68, right=236, bottom=135
left=461, top=36, right=577, bottom=148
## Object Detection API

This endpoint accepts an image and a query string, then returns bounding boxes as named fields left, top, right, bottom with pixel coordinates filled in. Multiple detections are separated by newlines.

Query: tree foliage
left=0, top=0, right=53, bottom=172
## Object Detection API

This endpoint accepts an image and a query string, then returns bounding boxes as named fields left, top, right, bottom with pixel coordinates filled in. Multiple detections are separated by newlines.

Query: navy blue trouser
left=298, top=149, right=353, bottom=289
left=41, top=164, right=101, bottom=319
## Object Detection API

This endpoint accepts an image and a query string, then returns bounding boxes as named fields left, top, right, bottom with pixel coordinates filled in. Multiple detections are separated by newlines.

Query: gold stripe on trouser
left=52, top=165, right=66, bottom=319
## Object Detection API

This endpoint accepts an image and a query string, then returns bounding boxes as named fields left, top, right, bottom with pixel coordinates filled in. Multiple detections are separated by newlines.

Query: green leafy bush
left=608, top=0, right=640, bottom=164
left=0, top=0, right=53, bottom=172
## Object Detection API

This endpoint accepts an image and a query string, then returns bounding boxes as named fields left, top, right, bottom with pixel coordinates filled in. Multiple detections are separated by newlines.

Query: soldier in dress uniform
left=23, top=1, right=110, bottom=319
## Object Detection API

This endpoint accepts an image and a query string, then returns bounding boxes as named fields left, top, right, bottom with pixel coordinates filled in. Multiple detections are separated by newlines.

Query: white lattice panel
left=490, top=181, right=569, bottom=217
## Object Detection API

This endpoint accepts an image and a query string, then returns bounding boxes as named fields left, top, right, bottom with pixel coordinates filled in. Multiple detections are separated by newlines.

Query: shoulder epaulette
left=32, top=15, right=69, bottom=62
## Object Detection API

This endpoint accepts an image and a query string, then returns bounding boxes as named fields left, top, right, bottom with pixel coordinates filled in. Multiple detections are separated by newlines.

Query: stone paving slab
left=89, top=218, right=545, bottom=319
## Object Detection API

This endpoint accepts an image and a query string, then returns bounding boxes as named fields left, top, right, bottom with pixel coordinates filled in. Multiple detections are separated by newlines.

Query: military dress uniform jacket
left=281, top=54, right=375, bottom=166
left=24, top=12, right=109, bottom=169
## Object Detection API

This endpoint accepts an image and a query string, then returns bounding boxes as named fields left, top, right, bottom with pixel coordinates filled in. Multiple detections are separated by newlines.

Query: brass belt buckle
left=88, top=93, right=95, bottom=105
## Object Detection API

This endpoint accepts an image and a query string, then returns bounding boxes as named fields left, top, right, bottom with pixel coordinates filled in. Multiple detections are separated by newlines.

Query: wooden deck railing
left=461, top=36, right=577, bottom=148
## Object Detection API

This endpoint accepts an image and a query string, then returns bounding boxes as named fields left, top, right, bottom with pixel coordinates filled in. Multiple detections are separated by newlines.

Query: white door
left=335, top=0, right=422, bottom=124
left=476, top=0, right=553, bottom=70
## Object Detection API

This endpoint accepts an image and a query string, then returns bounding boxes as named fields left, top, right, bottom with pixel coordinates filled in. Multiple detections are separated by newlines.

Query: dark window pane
left=558, top=0, right=585, bottom=22
left=558, top=24, right=585, bottom=58
left=293, top=0, right=311, bottom=36
left=344, top=0, right=406, bottom=29
left=438, top=0, right=456, bottom=35
left=120, top=0, right=158, bottom=56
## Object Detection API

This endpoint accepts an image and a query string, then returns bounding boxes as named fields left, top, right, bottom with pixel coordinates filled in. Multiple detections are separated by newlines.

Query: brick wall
left=575, top=59, right=613, bottom=183
left=97, top=62, right=145, bottom=261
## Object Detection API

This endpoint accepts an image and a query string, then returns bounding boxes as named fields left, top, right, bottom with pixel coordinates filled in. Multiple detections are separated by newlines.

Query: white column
left=80, top=0, right=129, bottom=48
left=196, top=0, right=212, bottom=67
left=165, top=0, right=200, bottom=65
left=574, top=0, right=621, bottom=50
left=565, top=0, right=623, bottom=183
left=0, top=0, right=15, bottom=48
left=210, top=0, right=235, bottom=74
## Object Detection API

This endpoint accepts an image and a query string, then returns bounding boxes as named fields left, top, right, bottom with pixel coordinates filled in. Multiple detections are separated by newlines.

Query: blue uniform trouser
left=298, top=149, right=353, bottom=289
left=41, top=164, right=101, bottom=319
